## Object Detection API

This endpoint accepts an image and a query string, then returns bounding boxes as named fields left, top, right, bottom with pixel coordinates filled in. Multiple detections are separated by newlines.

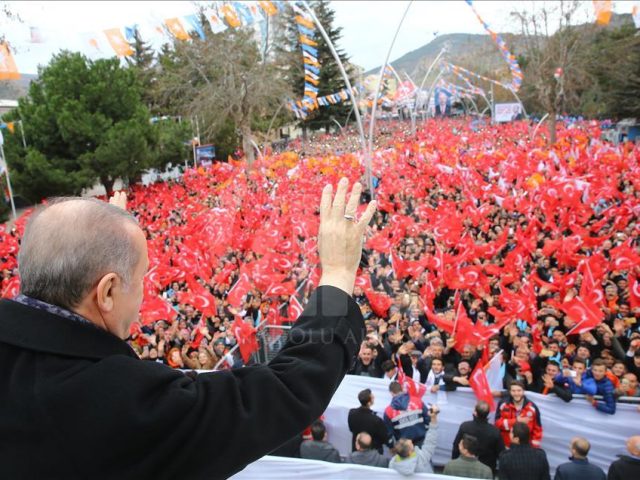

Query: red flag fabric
left=1, top=276, right=20, bottom=298
left=391, top=250, right=410, bottom=279
left=355, top=273, right=372, bottom=291
left=561, top=296, right=605, bottom=335
left=579, top=261, right=604, bottom=306
left=423, top=307, right=455, bottom=334
left=396, top=359, right=427, bottom=397
left=469, top=362, right=495, bottom=410
left=140, top=295, right=177, bottom=325
left=287, top=295, right=304, bottom=321
left=227, top=272, right=252, bottom=307
left=630, top=275, right=640, bottom=311
left=453, top=303, right=482, bottom=352
left=365, top=289, right=394, bottom=318
left=213, top=262, right=236, bottom=284
left=265, top=280, right=296, bottom=298
left=231, top=316, right=259, bottom=363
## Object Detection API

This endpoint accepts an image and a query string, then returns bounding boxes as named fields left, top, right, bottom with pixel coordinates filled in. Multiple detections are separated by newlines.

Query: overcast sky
left=0, top=1, right=633, bottom=75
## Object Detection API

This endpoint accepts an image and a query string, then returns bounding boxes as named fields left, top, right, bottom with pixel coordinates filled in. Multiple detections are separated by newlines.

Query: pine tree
left=306, top=1, right=353, bottom=131
left=273, top=1, right=354, bottom=132
left=125, top=29, right=157, bottom=111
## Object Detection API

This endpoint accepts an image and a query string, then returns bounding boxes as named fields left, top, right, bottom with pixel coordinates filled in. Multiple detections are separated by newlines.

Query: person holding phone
left=389, top=405, right=440, bottom=475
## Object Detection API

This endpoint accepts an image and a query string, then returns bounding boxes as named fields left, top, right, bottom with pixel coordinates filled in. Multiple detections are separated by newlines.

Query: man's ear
left=96, top=273, right=118, bottom=313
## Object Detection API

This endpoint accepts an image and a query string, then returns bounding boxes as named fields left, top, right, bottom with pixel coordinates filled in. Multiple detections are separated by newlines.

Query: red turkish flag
left=365, top=289, right=394, bottom=318
left=1, top=276, right=20, bottom=298
left=610, top=244, right=640, bottom=271
left=469, top=362, right=495, bottom=410
left=423, top=307, right=454, bottom=335
left=391, top=250, right=410, bottom=280
left=140, top=295, right=177, bottom=325
left=355, top=273, right=372, bottom=291
left=396, top=361, right=427, bottom=397
left=629, top=275, right=640, bottom=310
left=453, top=304, right=482, bottom=352
left=561, top=296, right=605, bottom=335
left=227, top=272, right=252, bottom=307
left=579, top=261, right=604, bottom=306
left=213, top=263, right=236, bottom=285
left=265, top=280, right=296, bottom=298
left=231, top=316, right=259, bottom=363
left=419, top=277, right=436, bottom=311
left=287, top=295, right=304, bottom=321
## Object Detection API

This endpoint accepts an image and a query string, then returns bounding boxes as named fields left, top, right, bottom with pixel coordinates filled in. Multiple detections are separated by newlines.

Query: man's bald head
left=627, top=436, right=640, bottom=457
left=19, top=198, right=141, bottom=310
left=474, top=400, right=490, bottom=420
left=355, top=432, right=372, bottom=451
left=570, top=437, right=590, bottom=458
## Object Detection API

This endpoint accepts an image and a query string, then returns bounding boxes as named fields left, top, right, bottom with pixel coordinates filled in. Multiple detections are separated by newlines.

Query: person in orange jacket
left=495, top=381, right=543, bottom=448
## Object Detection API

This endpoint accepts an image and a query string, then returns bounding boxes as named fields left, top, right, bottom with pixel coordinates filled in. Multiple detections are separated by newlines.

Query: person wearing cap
left=0, top=179, right=376, bottom=479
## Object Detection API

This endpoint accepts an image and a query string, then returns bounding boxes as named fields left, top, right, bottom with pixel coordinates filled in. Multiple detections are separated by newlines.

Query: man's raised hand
left=318, top=178, right=376, bottom=296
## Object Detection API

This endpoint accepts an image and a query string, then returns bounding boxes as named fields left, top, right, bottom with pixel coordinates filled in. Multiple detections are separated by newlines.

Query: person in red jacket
left=495, top=381, right=543, bottom=448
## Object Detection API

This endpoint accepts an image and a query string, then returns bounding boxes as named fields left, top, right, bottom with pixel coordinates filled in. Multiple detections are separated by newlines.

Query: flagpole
left=0, top=140, right=17, bottom=221
left=17, top=120, right=26, bottom=149
left=300, top=2, right=370, bottom=194
left=368, top=1, right=412, bottom=167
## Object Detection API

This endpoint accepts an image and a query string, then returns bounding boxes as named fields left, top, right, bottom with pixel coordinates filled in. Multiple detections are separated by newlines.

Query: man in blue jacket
left=557, top=358, right=597, bottom=395
left=384, top=381, right=431, bottom=447
left=584, top=359, right=616, bottom=414
left=554, top=437, right=605, bottom=480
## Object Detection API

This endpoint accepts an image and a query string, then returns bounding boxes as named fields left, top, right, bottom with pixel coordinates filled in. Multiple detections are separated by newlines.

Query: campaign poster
left=195, top=144, right=216, bottom=166
left=434, top=88, right=452, bottom=117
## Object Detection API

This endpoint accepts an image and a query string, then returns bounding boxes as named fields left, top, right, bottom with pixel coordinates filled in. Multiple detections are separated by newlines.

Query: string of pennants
left=287, top=3, right=355, bottom=119
left=438, top=80, right=480, bottom=100
left=0, top=122, right=17, bottom=133
left=444, top=62, right=513, bottom=92
left=465, top=0, right=523, bottom=92
left=0, top=0, right=355, bottom=121
left=442, top=63, right=486, bottom=97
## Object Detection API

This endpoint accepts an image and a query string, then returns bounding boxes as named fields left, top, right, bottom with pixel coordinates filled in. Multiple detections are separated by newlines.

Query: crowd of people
left=280, top=389, right=639, bottom=479
left=1, top=117, right=639, bottom=474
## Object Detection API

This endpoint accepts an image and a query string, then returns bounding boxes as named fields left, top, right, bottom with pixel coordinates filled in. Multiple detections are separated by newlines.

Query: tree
left=155, top=26, right=291, bottom=167
left=511, top=1, right=595, bottom=144
left=584, top=23, right=640, bottom=119
left=3, top=51, right=159, bottom=200
left=307, top=1, right=354, bottom=131
left=274, top=1, right=354, bottom=132
left=125, top=29, right=157, bottom=111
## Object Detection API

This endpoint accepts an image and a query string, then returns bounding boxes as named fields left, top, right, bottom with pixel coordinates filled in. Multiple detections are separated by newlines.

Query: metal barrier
left=255, top=324, right=293, bottom=364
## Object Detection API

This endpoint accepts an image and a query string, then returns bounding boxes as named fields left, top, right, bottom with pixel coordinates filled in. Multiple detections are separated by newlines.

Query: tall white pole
left=412, top=47, right=446, bottom=131
left=300, top=2, right=370, bottom=192
left=0, top=143, right=18, bottom=220
left=368, top=1, right=413, bottom=165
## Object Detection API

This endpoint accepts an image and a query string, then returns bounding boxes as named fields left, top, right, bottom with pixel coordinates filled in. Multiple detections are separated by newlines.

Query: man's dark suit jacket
left=499, top=444, right=551, bottom=480
left=451, top=417, right=505, bottom=474
left=347, top=406, right=390, bottom=452
left=0, top=286, right=363, bottom=479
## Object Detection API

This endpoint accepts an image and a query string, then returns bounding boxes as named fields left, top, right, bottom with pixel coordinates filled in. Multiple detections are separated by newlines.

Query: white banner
left=321, top=375, right=637, bottom=475
left=231, top=455, right=469, bottom=479
left=494, top=102, right=522, bottom=122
